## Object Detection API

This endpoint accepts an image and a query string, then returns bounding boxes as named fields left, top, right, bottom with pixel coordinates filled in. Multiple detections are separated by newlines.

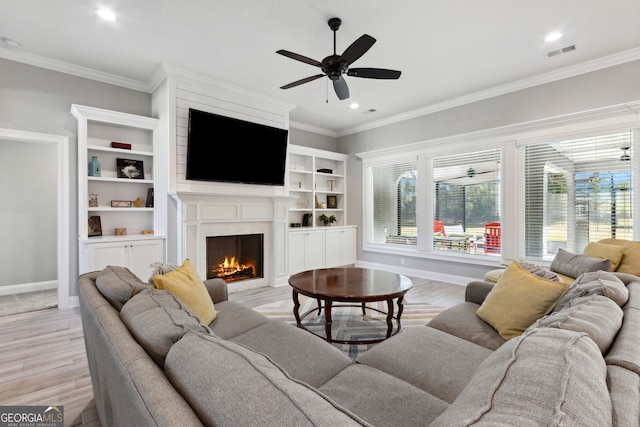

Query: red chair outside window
left=484, top=222, right=501, bottom=254
left=433, top=220, right=445, bottom=235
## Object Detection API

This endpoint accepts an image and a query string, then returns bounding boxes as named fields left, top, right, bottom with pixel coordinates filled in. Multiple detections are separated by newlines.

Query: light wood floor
left=0, top=277, right=464, bottom=427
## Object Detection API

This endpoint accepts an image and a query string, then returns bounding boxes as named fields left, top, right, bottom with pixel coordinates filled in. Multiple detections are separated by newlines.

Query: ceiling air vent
left=547, top=45, right=576, bottom=58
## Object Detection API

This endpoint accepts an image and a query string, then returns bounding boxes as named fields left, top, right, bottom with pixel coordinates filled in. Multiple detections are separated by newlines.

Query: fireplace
left=206, top=234, right=264, bottom=283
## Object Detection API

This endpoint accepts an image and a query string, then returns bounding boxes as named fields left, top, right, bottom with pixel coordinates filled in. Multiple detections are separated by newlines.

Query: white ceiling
left=2, top=0, right=640, bottom=135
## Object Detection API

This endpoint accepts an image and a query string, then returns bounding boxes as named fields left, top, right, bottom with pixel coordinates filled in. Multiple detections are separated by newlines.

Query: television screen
left=186, top=108, right=289, bottom=186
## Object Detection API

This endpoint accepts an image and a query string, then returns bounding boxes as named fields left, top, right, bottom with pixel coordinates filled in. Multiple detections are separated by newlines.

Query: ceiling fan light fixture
left=620, top=146, right=631, bottom=161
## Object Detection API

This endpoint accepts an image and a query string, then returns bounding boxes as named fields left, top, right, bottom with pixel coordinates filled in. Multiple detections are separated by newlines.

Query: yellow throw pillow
left=598, top=238, right=640, bottom=276
left=476, top=261, right=570, bottom=340
left=152, top=259, right=217, bottom=324
left=582, top=242, right=624, bottom=271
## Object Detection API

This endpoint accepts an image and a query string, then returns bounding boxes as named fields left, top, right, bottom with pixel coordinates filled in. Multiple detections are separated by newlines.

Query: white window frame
left=357, top=101, right=640, bottom=267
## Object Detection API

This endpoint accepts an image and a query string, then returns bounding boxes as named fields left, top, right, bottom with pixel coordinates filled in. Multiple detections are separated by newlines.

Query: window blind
left=366, top=160, right=418, bottom=245
left=432, top=149, right=502, bottom=254
left=522, top=130, right=634, bottom=261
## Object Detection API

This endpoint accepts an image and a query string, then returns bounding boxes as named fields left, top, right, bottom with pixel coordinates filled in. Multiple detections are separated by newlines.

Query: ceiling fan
left=276, top=17, right=401, bottom=100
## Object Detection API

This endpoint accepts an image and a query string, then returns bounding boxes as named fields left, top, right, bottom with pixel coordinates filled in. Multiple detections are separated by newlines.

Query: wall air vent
left=547, top=44, right=576, bottom=58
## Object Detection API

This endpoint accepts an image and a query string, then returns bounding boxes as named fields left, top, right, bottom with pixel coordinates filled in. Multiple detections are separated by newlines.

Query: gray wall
left=288, top=127, right=337, bottom=151
left=0, top=59, right=151, bottom=296
left=338, top=59, right=640, bottom=279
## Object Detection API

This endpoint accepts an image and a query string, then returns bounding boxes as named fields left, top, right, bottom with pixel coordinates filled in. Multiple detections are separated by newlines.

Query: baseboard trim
left=0, top=280, right=57, bottom=296
left=354, top=261, right=474, bottom=286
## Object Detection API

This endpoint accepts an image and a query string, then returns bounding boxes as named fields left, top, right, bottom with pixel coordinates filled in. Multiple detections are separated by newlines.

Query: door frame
left=0, top=128, right=71, bottom=308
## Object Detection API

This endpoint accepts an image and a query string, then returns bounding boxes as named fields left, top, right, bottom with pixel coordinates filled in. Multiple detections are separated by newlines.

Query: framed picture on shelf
left=327, top=195, right=337, bottom=209
left=145, top=187, right=154, bottom=207
left=116, top=158, right=144, bottom=179
left=88, top=216, right=102, bottom=237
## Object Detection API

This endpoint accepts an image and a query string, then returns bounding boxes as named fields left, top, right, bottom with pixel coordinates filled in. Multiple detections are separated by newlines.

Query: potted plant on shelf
left=319, top=214, right=337, bottom=226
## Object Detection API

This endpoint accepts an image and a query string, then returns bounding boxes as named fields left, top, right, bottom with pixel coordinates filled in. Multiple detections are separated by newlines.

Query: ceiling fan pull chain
left=326, top=78, right=329, bottom=103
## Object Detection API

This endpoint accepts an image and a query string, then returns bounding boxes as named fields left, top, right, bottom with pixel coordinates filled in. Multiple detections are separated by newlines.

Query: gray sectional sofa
left=78, top=264, right=640, bottom=426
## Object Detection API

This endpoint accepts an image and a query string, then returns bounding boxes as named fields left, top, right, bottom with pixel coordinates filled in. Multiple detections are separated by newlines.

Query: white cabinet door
left=86, top=241, right=129, bottom=273
left=305, top=230, right=325, bottom=270
left=86, top=238, right=163, bottom=280
left=288, top=230, right=325, bottom=274
left=325, top=227, right=357, bottom=268
left=128, top=239, right=164, bottom=281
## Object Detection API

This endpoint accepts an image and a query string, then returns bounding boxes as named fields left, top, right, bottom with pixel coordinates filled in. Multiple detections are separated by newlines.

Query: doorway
left=0, top=129, right=69, bottom=312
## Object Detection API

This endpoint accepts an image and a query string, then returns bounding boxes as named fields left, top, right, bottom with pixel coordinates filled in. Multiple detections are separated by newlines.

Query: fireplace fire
left=206, top=234, right=263, bottom=283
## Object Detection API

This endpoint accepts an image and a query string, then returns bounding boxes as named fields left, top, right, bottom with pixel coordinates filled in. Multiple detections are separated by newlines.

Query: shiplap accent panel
left=171, top=76, right=292, bottom=195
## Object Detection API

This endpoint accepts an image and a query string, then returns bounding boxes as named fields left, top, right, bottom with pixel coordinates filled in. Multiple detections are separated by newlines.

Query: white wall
left=338, top=59, right=640, bottom=280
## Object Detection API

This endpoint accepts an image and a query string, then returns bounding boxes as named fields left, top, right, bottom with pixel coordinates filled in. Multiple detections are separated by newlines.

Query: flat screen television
left=186, top=108, right=289, bottom=186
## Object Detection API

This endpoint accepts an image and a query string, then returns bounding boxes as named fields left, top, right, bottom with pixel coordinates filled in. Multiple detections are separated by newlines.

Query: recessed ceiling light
left=350, top=102, right=359, bottom=109
left=96, top=8, right=116, bottom=21
left=545, top=32, right=562, bottom=43
left=1, top=37, right=20, bottom=49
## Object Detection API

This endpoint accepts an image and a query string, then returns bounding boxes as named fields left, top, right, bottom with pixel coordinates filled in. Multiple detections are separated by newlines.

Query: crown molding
left=0, top=48, right=151, bottom=92
left=339, top=47, right=640, bottom=137
left=289, top=121, right=337, bottom=138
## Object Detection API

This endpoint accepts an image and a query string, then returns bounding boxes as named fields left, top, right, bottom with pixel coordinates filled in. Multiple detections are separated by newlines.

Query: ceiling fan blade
left=341, top=34, right=376, bottom=65
left=280, top=74, right=324, bottom=90
left=333, top=76, right=350, bottom=100
left=276, top=50, right=323, bottom=68
left=347, top=68, right=401, bottom=79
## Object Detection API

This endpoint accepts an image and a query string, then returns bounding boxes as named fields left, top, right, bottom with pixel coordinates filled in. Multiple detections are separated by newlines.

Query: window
left=366, top=159, right=418, bottom=246
left=522, top=130, right=634, bottom=261
left=433, top=149, right=502, bottom=254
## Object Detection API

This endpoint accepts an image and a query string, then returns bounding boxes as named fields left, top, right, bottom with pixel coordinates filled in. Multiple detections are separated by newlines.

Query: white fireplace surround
left=171, top=192, right=292, bottom=292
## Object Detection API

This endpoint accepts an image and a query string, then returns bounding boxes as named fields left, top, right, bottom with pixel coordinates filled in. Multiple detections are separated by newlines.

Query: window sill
left=363, top=242, right=506, bottom=268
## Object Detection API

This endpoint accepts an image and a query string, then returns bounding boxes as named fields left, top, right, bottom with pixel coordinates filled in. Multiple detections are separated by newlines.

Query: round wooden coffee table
left=288, top=267, right=413, bottom=344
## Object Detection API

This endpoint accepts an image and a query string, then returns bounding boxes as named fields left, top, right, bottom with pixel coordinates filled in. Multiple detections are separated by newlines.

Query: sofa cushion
left=476, top=261, right=570, bottom=340
left=152, top=259, right=217, bottom=324
left=229, top=320, right=354, bottom=388
left=318, top=364, right=449, bottom=426
left=607, top=365, right=640, bottom=427
left=605, top=305, right=640, bottom=376
left=582, top=241, right=624, bottom=271
left=208, top=300, right=270, bottom=338
left=553, top=270, right=629, bottom=312
left=550, top=248, right=612, bottom=278
left=95, top=265, right=149, bottom=311
left=598, top=238, right=640, bottom=275
left=120, top=288, right=212, bottom=368
left=164, top=332, right=368, bottom=426
left=430, top=328, right=612, bottom=427
left=532, top=294, right=623, bottom=353
left=428, top=301, right=506, bottom=350
left=357, top=326, right=493, bottom=403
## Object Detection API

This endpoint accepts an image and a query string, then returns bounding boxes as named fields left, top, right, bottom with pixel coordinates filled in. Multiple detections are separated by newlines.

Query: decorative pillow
left=148, top=262, right=181, bottom=285
left=120, top=288, right=212, bottom=367
left=598, top=238, right=640, bottom=275
left=550, top=248, right=611, bottom=279
left=582, top=242, right=624, bottom=271
left=152, top=259, right=217, bottom=324
left=553, top=270, right=629, bottom=312
left=476, top=261, right=570, bottom=340
left=95, top=265, right=149, bottom=311
left=531, top=294, right=623, bottom=354
left=518, top=260, right=560, bottom=281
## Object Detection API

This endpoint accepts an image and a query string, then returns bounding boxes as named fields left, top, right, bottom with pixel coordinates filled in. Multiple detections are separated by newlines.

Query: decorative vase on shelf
left=88, top=156, right=101, bottom=177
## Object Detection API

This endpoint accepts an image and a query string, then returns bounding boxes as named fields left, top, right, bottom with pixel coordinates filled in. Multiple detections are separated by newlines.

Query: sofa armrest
left=204, top=278, right=228, bottom=303
left=465, top=281, right=495, bottom=305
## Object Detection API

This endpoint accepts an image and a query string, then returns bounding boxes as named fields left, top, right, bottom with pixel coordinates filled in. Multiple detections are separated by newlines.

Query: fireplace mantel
left=170, top=192, right=293, bottom=291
